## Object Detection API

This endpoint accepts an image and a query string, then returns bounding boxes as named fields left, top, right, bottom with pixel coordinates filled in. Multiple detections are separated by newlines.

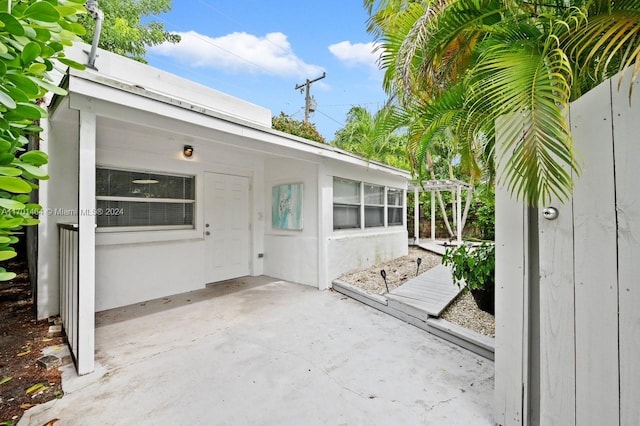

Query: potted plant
left=442, top=243, right=495, bottom=315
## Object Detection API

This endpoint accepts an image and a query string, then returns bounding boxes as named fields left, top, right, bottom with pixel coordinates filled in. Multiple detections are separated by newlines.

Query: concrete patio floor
left=21, top=276, right=494, bottom=425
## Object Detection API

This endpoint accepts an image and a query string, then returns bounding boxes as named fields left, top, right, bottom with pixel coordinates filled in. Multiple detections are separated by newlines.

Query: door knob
left=205, top=231, right=211, bottom=236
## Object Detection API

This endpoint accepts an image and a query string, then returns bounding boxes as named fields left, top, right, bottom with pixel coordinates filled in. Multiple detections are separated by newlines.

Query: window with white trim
left=387, top=188, right=404, bottom=226
left=364, top=183, right=384, bottom=228
left=96, top=168, right=195, bottom=231
left=333, top=177, right=405, bottom=230
left=333, top=177, right=361, bottom=229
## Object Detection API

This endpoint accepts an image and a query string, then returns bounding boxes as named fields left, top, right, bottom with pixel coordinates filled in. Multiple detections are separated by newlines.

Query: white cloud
left=151, top=31, right=324, bottom=79
left=328, top=41, right=381, bottom=71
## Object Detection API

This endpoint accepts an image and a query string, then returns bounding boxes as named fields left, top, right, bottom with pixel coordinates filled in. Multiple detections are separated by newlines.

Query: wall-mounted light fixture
left=183, top=145, right=194, bottom=158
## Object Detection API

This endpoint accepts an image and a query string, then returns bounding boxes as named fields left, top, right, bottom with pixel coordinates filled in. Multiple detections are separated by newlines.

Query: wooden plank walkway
left=386, top=264, right=462, bottom=318
left=416, top=240, right=449, bottom=255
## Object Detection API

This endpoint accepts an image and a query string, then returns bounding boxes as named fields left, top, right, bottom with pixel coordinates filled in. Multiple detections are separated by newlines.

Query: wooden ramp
left=416, top=240, right=448, bottom=255
left=386, top=264, right=462, bottom=320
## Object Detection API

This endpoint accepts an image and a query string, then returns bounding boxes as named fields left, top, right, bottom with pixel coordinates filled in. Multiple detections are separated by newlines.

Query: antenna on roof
left=85, top=0, right=104, bottom=69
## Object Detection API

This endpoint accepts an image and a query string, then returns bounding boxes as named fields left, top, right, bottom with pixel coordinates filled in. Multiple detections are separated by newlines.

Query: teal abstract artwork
left=272, top=183, right=303, bottom=230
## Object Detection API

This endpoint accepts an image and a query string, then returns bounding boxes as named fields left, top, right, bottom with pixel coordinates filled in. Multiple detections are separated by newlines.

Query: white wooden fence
left=495, top=67, right=640, bottom=425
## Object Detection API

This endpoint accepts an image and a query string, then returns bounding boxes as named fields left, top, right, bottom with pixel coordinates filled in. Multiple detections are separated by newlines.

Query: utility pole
left=295, top=72, right=326, bottom=124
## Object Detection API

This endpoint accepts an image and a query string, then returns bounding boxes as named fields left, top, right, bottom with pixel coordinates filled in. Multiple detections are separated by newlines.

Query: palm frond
left=470, top=26, right=577, bottom=205
left=564, top=8, right=640, bottom=98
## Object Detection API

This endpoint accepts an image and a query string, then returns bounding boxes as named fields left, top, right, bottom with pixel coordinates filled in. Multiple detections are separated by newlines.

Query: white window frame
left=364, top=183, right=385, bottom=228
left=387, top=187, right=404, bottom=227
left=96, top=167, right=196, bottom=232
left=333, top=177, right=405, bottom=231
left=332, top=177, right=361, bottom=230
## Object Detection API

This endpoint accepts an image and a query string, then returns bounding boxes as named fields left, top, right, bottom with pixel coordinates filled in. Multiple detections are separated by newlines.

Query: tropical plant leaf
left=0, top=176, right=32, bottom=193
left=25, top=382, right=47, bottom=394
left=0, top=12, right=25, bottom=36
left=22, top=2, right=61, bottom=22
left=0, top=198, right=26, bottom=210
left=15, top=162, right=48, bottom=179
left=0, top=89, right=16, bottom=109
left=20, top=150, right=48, bottom=166
left=0, top=271, right=17, bottom=280
left=21, top=41, right=41, bottom=65
left=0, top=250, right=17, bottom=261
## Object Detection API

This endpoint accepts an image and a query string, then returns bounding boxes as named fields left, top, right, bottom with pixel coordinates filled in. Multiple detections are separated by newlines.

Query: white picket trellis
left=495, top=67, right=640, bottom=425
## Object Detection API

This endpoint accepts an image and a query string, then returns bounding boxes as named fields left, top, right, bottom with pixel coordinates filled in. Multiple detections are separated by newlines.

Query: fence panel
left=612, top=68, right=640, bottom=426
left=58, top=224, right=79, bottom=369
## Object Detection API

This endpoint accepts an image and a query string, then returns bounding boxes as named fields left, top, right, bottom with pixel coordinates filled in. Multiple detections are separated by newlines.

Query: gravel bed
left=337, top=246, right=495, bottom=337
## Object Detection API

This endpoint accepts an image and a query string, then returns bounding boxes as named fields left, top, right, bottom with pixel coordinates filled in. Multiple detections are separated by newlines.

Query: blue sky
left=145, top=0, right=387, bottom=142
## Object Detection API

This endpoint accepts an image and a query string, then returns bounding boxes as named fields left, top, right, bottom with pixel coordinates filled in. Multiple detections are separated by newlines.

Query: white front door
left=204, top=172, right=250, bottom=283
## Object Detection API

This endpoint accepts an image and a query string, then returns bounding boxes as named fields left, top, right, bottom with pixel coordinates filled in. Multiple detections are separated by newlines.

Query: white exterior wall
left=323, top=160, right=408, bottom=284
left=37, top=103, right=80, bottom=318
left=263, top=158, right=319, bottom=287
left=93, top=119, right=266, bottom=312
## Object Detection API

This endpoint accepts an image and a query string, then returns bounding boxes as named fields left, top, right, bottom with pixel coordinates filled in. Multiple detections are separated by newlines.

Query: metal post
left=414, top=187, right=419, bottom=245
left=431, top=191, right=436, bottom=242
left=456, top=185, right=462, bottom=245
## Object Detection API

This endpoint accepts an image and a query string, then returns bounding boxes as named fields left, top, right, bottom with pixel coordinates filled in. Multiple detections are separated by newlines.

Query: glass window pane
left=96, top=167, right=195, bottom=229
left=97, top=200, right=194, bottom=228
left=364, top=184, right=383, bottom=205
left=97, top=168, right=195, bottom=200
left=333, top=205, right=360, bottom=229
left=364, top=206, right=384, bottom=228
left=333, top=177, right=360, bottom=204
left=388, top=207, right=403, bottom=226
left=387, top=188, right=403, bottom=206
left=107, top=169, right=133, bottom=197
left=96, top=168, right=108, bottom=196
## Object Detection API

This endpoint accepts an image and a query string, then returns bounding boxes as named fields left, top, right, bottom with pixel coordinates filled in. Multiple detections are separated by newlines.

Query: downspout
left=84, top=0, right=103, bottom=69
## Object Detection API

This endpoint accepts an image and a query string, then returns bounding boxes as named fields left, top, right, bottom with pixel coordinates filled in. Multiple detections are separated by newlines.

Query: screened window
left=96, top=168, right=195, bottom=231
left=364, top=183, right=384, bottom=228
left=333, top=177, right=361, bottom=229
left=387, top=188, right=404, bottom=226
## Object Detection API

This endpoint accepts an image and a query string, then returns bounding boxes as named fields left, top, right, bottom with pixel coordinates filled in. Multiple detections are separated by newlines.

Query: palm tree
left=365, top=0, right=640, bottom=206
left=332, top=106, right=409, bottom=169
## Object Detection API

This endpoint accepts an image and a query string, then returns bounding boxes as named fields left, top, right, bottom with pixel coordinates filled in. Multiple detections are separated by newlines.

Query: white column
left=431, top=191, right=436, bottom=242
left=317, top=164, right=330, bottom=290
left=77, top=110, right=96, bottom=375
left=456, top=185, right=462, bottom=245
left=413, top=187, right=419, bottom=245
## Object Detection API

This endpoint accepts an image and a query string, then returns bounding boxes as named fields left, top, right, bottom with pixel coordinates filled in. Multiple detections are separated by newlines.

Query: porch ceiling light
left=183, top=145, right=194, bottom=158
left=132, top=179, right=159, bottom=184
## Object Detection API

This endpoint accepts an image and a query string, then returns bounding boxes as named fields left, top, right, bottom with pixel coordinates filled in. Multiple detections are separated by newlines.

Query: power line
left=194, top=0, right=293, bottom=55
left=159, top=18, right=275, bottom=75
left=316, top=109, right=344, bottom=127
left=321, top=101, right=387, bottom=108
left=147, top=55, right=257, bottom=97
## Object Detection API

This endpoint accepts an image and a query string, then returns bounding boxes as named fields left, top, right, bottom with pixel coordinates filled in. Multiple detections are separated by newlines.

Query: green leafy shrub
left=272, top=112, right=326, bottom=144
left=0, top=0, right=86, bottom=279
left=474, top=185, right=495, bottom=240
left=442, top=243, right=495, bottom=291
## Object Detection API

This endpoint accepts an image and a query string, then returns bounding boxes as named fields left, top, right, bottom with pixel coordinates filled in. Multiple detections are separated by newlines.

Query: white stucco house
left=31, top=43, right=411, bottom=373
